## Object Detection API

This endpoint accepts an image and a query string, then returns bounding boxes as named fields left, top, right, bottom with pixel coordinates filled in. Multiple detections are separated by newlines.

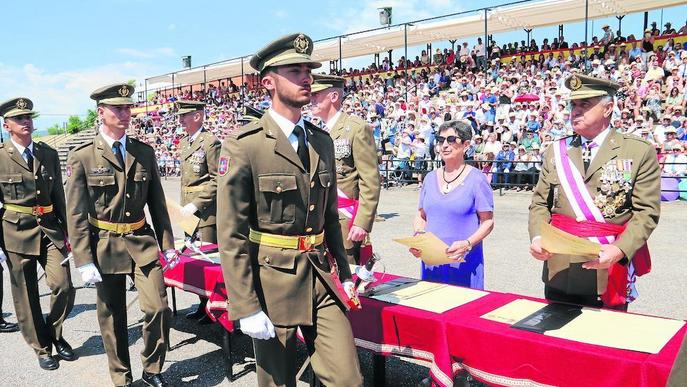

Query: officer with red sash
left=528, top=74, right=660, bottom=310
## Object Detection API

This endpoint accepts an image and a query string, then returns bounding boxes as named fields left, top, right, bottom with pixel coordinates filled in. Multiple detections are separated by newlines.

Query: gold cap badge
left=16, top=98, right=28, bottom=110
left=118, top=85, right=131, bottom=97
left=569, top=75, right=582, bottom=91
left=293, top=34, right=309, bottom=53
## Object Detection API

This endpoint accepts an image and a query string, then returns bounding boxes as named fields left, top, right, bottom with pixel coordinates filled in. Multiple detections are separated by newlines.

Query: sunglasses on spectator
left=436, top=135, right=460, bottom=145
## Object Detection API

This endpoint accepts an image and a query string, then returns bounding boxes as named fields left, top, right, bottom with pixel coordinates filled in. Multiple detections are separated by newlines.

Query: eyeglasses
left=436, top=135, right=459, bottom=145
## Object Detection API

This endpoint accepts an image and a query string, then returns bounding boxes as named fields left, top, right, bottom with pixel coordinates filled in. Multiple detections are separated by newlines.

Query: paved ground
left=2, top=177, right=685, bottom=386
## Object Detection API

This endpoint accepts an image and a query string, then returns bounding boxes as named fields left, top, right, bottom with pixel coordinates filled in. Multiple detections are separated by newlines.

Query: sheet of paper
left=393, top=232, right=451, bottom=266
left=540, top=223, right=600, bottom=258
left=481, top=299, right=548, bottom=325
left=370, top=280, right=488, bottom=313
left=545, top=308, right=685, bottom=354
left=166, top=199, right=200, bottom=236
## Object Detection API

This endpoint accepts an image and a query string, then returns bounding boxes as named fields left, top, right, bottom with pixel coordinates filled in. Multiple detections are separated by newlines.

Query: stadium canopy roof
left=146, top=0, right=684, bottom=90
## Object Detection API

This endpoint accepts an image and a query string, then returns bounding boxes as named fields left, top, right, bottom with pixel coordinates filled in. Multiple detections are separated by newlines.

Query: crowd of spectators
left=134, top=19, right=687, bottom=186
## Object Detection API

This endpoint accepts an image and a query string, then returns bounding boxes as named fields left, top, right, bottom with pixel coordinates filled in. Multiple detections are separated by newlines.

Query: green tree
left=84, top=109, right=97, bottom=129
left=66, top=115, right=84, bottom=134
left=47, top=124, right=62, bottom=135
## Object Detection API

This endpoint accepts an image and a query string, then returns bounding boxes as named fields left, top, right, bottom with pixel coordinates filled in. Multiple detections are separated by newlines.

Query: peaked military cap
left=249, top=33, right=322, bottom=72
left=90, top=83, right=135, bottom=105
left=0, top=97, right=37, bottom=119
left=311, top=74, right=346, bottom=93
left=238, top=105, right=264, bottom=123
left=176, top=100, right=205, bottom=115
left=565, top=74, right=620, bottom=100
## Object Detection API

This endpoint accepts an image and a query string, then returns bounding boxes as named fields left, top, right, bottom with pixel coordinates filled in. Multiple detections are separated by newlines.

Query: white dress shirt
left=10, top=139, right=34, bottom=163
left=100, top=126, right=127, bottom=161
left=268, top=109, right=306, bottom=152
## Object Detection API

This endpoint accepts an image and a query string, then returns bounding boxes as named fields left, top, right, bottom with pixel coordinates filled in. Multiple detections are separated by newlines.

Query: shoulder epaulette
left=227, top=121, right=262, bottom=139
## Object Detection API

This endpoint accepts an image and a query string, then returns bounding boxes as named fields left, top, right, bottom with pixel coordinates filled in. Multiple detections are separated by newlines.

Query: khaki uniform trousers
left=253, top=271, right=363, bottom=387
left=187, top=225, right=217, bottom=245
left=5, top=237, right=74, bottom=358
left=339, top=217, right=362, bottom=265
left=95, top=260, right=170, bottom=386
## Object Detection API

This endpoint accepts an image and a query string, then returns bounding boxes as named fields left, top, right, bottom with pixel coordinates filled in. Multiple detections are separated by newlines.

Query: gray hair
left=438, top=120, right=473, bottom=143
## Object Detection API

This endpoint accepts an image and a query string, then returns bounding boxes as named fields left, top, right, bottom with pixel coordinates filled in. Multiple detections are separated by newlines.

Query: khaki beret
left=0, top=97, right=37, bottom=119
left=249, top=33, right=321, bottom=72
left=564, top=74, right=620, bottom=100
left=311, top=74, right=345, bottom=93
left=90, top=83, right=135, bottom=106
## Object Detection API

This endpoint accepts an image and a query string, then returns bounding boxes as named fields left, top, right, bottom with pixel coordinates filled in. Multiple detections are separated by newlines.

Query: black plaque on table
left=511, top=303, right=583, bottom=334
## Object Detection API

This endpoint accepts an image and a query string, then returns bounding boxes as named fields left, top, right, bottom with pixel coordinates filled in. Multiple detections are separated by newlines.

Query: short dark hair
left=437, top=120, right=472, bottom=143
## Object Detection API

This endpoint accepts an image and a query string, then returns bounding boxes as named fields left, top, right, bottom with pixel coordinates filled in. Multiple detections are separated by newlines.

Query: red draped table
left=162, top=245, right=684, bottom=386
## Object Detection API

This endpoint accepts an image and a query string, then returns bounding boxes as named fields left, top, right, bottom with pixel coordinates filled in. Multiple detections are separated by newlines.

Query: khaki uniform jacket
left=668, top=334, right=687, bottom=386
left=0, top=141, right=67, bottom=255
left=529, top=130, right=661, bottom=296
left=218, top=114, right=351, bottom=327
left=329, top=113, right=381, bottom=233
left=66, top=134, right=174, bottom=274
left=179, top=129, right=221, bottom=227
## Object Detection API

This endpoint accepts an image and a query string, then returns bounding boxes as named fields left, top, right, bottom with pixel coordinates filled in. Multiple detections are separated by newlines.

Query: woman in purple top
left=410, top=120, right=495, bottom=289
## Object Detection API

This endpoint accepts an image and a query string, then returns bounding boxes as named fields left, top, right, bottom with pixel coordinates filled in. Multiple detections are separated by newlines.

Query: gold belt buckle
left=32, top=206, right=45, bottom=216
left=116, top=223, right=132, bottom=234
left=299, top=234, right=317, bottom=251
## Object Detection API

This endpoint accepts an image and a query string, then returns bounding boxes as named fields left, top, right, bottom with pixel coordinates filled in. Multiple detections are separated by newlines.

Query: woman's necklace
left=441, top=165, right=466, bottom=194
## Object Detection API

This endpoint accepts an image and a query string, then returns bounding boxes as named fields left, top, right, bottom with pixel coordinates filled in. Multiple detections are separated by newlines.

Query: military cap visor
left=311, top=74, right=346, bottom=93
left=0, top=97, right=38, bottom=119
left=238, top=105, right=264, bottom=123
left=176, top=100, right=206, bottom=115
left=250, top=33, right=322, bottom=72
left=90, top=83, right=135, bottom=105
left=564, top=74, right=619, bottom=100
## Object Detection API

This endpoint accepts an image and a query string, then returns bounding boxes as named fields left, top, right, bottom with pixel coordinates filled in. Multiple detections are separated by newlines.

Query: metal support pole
left=338, top=36, right=343, bottom=75
left=240, top=57, right=245, bottom=105
left=144, top=79, right=148, bottom=117
left=388, top=50, right=393, bottom=66
left=643, top=12, right=649, bottom=31
left=203, top=66, right=207, bottom=95
left=558, top=24, right=564, bottom=40
left=449, top=39, right=456, bottom=51
left=524, top=28, right=532, bottom=49
left=616, top=15, right=625, bottom=36
left=584, top=0, right=589, bottom=72
left=404, top=23, right=408, bottom=101
left=427, top=43, right=432, bottom=65
left=172, top=74, right=176, bottom=98
left=484, top=8, right=489, bottom=77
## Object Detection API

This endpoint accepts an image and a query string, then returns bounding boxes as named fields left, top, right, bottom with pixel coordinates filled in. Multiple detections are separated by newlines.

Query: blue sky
left=0, top=0, right=685, bottom=134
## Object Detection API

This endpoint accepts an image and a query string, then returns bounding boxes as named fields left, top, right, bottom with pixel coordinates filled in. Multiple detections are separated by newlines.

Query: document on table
left=393, top=232, right=452, bottom=266
left=482, top=299, right=685, bottom=353
left=166, top=199, right=201, bottom=236
left=540, top=223, right=600, bottom=258
left=370, top=280, right=488, bottom=314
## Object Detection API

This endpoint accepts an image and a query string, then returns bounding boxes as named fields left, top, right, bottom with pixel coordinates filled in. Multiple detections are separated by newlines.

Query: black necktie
left=293, top=125, right=310, bottom=171
left=583, top=140, right=597, bottom=172
left=24, top=148, right=34, bottom=172
left=113, top=141, right=125, bottom=168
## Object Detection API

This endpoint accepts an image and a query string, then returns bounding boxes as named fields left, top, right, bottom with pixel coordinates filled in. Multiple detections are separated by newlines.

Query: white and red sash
left=552, top=138, right=645, bottom=306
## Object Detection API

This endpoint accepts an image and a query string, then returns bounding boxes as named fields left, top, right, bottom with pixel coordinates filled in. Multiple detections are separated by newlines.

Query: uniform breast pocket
left=257, top=174, right=298, bottom=224
left=0, top=174, right=24, bottom=200
left=133, top=170, right=150, bottom=200
left=87, top=174, right=116, bottom=208
left=316, top=170, right=332, bottom=210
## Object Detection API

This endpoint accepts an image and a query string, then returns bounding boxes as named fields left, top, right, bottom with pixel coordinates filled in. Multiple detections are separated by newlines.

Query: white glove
left=180, top=203, right=198, bottom=217
left=0, top=249, right=6, bottom=264
left=354, top=265, right=376, bottom=284
left=164, top=249, right=180, bottom=269
left=239, top=311, right=276, bottom=340
left=343, top=281, right=356, bottom=299
left=78, top=263, right=102, bottom=285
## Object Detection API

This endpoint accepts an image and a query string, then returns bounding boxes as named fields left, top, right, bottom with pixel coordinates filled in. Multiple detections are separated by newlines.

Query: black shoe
left=185, top=306, right=206, bottom=320
left=54, top=338, right=77, bottom=361
left=38, top=356, right=59, bottom=371
left=0, top=318, right=19, bottom=333
left=115, top=384, right=132, bottom=387
left=142, top=371, right=168, bottom=387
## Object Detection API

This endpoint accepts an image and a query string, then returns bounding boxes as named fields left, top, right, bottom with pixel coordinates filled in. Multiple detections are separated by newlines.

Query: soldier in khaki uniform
left=529, top=74, right=660, bottom=310
left=176, top=99, right=220, bottom=321
left=65, top=84, right=178, bottom=387
left=217, top=33, right=363, bottom=387
left=310, top=74, right=381, bottom=264
left=0, top=98, right=76, bottom=370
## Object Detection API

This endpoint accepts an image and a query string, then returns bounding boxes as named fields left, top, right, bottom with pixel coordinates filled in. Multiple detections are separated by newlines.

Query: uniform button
left=36, top=190, right=41, bottom=195
left=125, top=211, right=131, bottom=217
left=309, top=204, right=315, bottom=211
left=49, top=177, right=53, bottom=180
left=310, top=181, right=315, bottom=188
left=126, top=193, right=130, bottom=198
left=264, top=256, right=271, bottom=264
left=276, top=186, right=283, bottom=193
left=327, top=182, right=331, bottom=187
left=143, top=177, right=147, bottom=181
left=99, top=181, right=104, bottom=186
left=8, top=179, right=12, bottom=183
left=35, top=175, right=39, bottom=179
left=37, top=218, right=41, bottom=223
left=305, top=227, right=313, bottom=233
